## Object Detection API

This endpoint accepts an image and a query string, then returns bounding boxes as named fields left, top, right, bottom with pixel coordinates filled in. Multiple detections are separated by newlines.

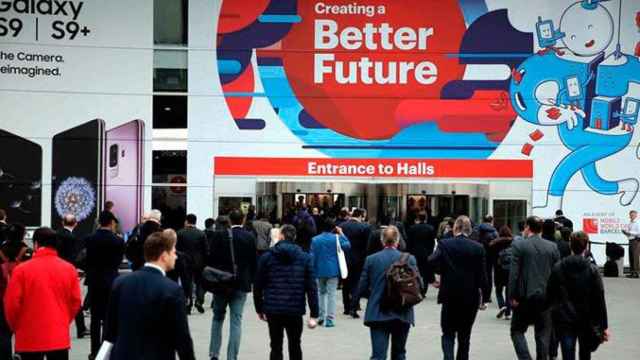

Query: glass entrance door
left=493, top=200, right=527, bottom=232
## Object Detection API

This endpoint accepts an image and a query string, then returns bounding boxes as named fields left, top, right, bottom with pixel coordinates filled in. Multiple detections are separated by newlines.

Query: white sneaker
left=496, top=307, right=507, bottom=319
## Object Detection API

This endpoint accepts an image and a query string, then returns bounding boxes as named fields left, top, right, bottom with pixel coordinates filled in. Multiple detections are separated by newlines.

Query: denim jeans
left=370, top=321, right=410, bottom=360
left=209, top=291, right=248, bottom=360
left=559, top=332, right=592, bottom=360
left=318, top=277, right=338, bottom=322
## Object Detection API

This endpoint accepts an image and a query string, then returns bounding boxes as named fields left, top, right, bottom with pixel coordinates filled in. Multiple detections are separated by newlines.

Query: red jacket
left=4, top=247, right=81, bottom=352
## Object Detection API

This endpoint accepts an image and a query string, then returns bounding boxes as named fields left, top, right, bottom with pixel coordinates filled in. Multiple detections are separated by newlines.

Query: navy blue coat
left=428, top=235, right=487, bottom=305
left=253, top=241, right=319, bottom=318
left=105, top=266, right=195, bottom=360
left=84, top=229, right=124, bottom=317
left=355, top=248, right=418, bottom=327
left=341, top=220, right=372, bottom=266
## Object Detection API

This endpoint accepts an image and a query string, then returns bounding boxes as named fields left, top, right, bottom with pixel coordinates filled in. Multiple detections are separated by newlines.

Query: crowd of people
left=0, top=202, right=622, bottom=360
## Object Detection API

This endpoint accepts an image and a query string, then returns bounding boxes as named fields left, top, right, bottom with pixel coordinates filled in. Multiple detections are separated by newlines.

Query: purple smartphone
left=105, top=120, right=144, bottom=233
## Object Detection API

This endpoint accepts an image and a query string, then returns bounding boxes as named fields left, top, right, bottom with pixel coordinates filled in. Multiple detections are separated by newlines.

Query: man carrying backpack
left=428, top=216, right=487, bottom=360
left=353, top=226, right=421, bottom=360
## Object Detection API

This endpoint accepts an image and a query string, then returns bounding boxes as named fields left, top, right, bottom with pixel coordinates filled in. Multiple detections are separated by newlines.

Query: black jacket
left=253, top=240, right=319, bottom=317
left=128, top=221, right=162, bottom=271
left=176, top=226, right=207, bottom=270
left=105, top=266, right=195, bottom=360
left=207, top=226, right=257, bottom=293
left=85, top=229, right=124, bottom=316
left=407, top=222, right=436, bottom=283
left=341, top=220, right=371, bottom=266
left=56, top=228, right=81, bottom=265
left=490, top=236, right=513, bottom=287
left=0, top=222, right=8, bottom=243
left=555, top=216, right=574, bottom=230
left=547, top=255, right=608, bottom=333
left=428, top=235, right=487, bottom=305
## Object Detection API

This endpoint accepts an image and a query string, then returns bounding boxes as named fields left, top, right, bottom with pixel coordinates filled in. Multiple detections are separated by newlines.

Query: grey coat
left=508, top=234, right=560, bottom=301
left=355, top=248, right=417, bottom=326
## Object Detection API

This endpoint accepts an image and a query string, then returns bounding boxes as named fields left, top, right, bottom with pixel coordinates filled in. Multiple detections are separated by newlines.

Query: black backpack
left=382, top=253, right=423, bottom=312
left=498, top=247, right=513, bottom=271
left=605, top=242, right=624, bottom=261
left=125, top=228, right=144, bottom=266
left=603, top=260, right=619, bottom=277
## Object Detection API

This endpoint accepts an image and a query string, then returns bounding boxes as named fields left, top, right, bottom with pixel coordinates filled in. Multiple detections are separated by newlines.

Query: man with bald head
left=56, top=213, right=89, bottom=338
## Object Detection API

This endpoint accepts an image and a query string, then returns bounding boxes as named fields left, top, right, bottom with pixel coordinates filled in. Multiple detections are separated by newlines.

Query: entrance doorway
left=250, top=181, right=491, bottom=225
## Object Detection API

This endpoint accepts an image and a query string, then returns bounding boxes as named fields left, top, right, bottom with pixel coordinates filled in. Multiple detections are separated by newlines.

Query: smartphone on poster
left=0, top=129, right=42, bottom=226
left=105, top=120, right=144, bottom=234
left=52, top=119, right=105, bottom=239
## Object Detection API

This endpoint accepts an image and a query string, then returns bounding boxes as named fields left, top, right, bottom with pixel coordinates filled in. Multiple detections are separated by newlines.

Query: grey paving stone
left=69, top=278, right=640, bottom=359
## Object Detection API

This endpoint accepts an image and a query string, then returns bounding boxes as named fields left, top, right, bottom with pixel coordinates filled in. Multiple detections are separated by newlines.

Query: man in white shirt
left=622, top=210, right=640, bottom=278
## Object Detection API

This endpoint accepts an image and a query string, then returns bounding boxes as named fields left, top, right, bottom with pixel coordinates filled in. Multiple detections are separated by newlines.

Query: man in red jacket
left=4, top=227, right=81, bottom=360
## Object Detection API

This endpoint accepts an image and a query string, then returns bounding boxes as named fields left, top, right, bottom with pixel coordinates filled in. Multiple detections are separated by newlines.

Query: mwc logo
left=583, top=218, right=599, bottom=234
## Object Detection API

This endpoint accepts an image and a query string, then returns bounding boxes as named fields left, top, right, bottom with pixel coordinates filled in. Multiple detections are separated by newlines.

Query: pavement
left=69, top=277, right=640, bottom=359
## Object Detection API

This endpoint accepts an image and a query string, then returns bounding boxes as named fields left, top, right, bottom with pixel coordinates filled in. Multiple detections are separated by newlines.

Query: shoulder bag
left=336, top=234, right=348, bottom=279
left=202, top=229, right=237, bottom=296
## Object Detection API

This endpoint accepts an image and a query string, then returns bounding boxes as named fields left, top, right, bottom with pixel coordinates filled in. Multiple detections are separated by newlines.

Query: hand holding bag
left=202, top=229, right=237, bottom=296
left=336, top=234, right=348, bottom=279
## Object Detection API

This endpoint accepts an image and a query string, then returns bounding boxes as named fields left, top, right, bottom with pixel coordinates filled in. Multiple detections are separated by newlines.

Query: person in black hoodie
left=254, top=224, right=319, bottom=360
left=547, top=231, right=609, bottom=360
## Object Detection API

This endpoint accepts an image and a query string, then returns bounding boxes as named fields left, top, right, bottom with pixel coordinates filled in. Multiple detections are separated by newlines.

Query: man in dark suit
left=207, top=209, right=257, bottom=360
left=509, top=216, right=560, bottom=360
left=105, top=230, right=195, bottom=360
left=56, top=214, right=88, bottom=338
left=177, top=213, right=208, bottom=314
left=428, top=216, right=487, bottom=360
left=406, top=211, right=436, bottom=297
left=85, top=211, right=125, bottom=359
left=354, top=225, right=419, bottom=360
left=340, top=208, right=371, bottom=318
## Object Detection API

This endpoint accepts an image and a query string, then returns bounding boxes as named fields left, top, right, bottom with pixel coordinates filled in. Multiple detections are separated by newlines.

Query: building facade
left=1, top=0, right=640, bottom=262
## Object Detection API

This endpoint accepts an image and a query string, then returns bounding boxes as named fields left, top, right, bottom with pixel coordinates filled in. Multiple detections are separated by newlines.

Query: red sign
left=583, top=218, right=599, bottom=234
left=214, top=157, right=532, bottom=178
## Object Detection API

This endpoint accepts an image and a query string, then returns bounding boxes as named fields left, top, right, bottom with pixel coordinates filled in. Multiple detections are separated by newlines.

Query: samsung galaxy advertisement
left=0, top=0, right=151, bottom=238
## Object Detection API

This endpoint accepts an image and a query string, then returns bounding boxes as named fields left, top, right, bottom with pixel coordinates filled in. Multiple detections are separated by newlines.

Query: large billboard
left=192, top=0, right=640, bottom=258
left=1, top=0, right=640, bottom=257
left=0, top=0, right=152, bottom=236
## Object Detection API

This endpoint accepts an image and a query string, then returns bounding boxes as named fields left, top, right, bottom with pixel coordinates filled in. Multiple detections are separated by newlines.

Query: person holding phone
left=254, top=224, right=319, bottom=360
